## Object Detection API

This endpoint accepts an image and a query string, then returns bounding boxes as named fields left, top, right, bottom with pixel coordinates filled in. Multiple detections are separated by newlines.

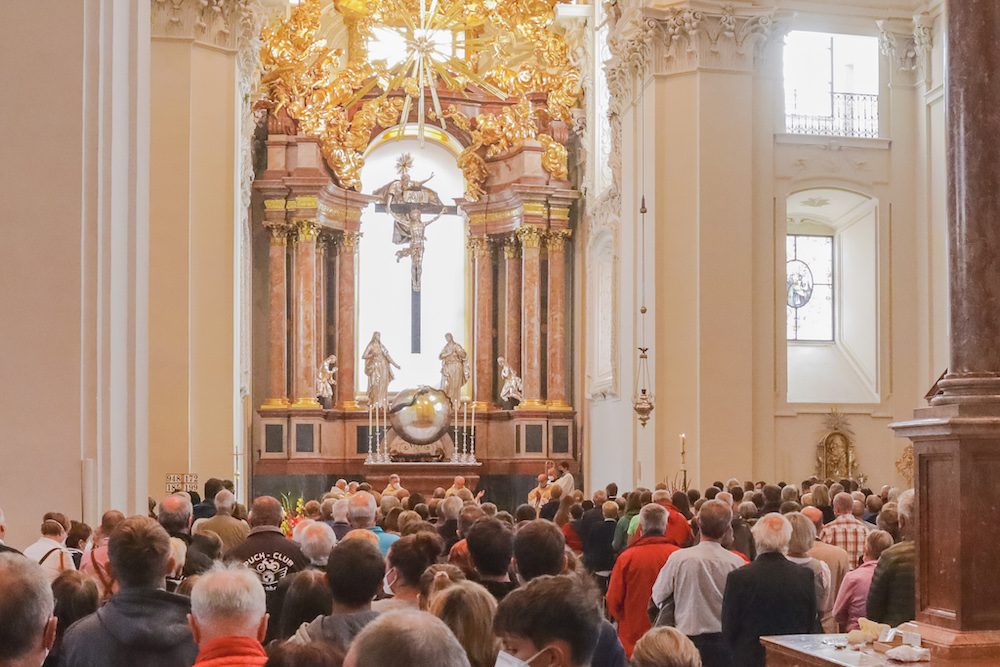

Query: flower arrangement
left=280, top=493, right=305, bottom=538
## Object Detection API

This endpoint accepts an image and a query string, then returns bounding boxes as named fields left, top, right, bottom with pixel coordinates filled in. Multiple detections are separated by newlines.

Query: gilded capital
left=297, top=219, right=321, bottom=243
left=151, top=0, right=248, bottom=51
left=517, top=225, right=544, bottom=249
left=467, top=235, right=491, bottom=258
left=503, top=237, right=521, bottom=260
left=264, top=221, right=291, bottom=246
left=264, top=199, right=287, bottom=211
left=340, top=231, right=363, bottom=253
left=546, top=229, right=572, bottom=252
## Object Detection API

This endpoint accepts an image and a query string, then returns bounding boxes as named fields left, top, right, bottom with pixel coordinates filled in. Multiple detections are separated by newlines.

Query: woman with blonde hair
left=810, top=484, right=835, bottom=524
left=428, top=580, right=499, bottom=667
left=632, top=627, right=702, bottom=667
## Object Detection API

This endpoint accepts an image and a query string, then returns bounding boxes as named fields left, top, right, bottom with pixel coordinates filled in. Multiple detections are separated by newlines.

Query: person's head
left=302, top=500, right=323, bottom=521
left=494, top=575, right=600, bottom=667
left=686, top=489, right=700, bottom=506
left=779, top=501, right=802, bottom=514
left=548, top=484, right=563, bottom=502
left=300, top=521, right=337, bottom=567
left=266, top=641, right=345, bottom=667
left=466, top=517, right=514, bottom=579
left=50, top=570, right=98, bottom=656
left=213, top=489, right=236, bottom=517
left=897, top=489, right=915, bottom=538
left=0, top=554, right=57, bottom=666
left=341, top=529, right=380, bottom=548
left=829, top=482, right=845, bottom=498
left=832, top=492, right=854, bottom=517
left=386, top=532, right=443, bottom=592
left=697, top=499, right=732, bottom=541
left=852, top=500, right=866, bottom=520
left=188, top=564, right=267, bottom=645
left=752, top=512, right=792, bottom=555
left=601, top=501, right=619, bottom=521
left=330, top=498, right=350, bottom=523
left=440, top=495, right=463, bottom=522
left=110, top=515, right=173, bottom=589
left=631, top=626, right=703, bottom=667
left=555, top=462, right=569, bottom=477
left=866, top=495, right=883, bottom=515
left=348, top=492, right=378, bottom=529
left=66, top=521, right=92, bottom=551
left=185, top=531, right=223, bottom=577
left=458, top=505, right=486, bottom=538
left=737, top=501, right=757, bottom=521
left=801, top=492, right=814, bottom=507
left=639, top=503, right=668, bottom=537
left=811, top=484, right=830, bottom=508
left=800, top=505, right=823, bottom=533
left=246, top=496, right=282, bottom=529
left=780, top=485, right=799, bottom=503
left=452, top=476, right=466, bottom=489
left=536, top=474, right=548, bottom=488
left=703, top=487, right=718, bottom=501
left=731, top=486, right=745, bottom=503
left=345, top=610, right=471, bottom=667
left=785, top=512, right=816, bottom=556
left=861, top=529, right=894, bottom=563
left=515, top=504, right=537, bottom=524
left=419, top=564, right=467, bottom=610
left=326, top=538, right=385, bottom=609
left=513, top=520, right=566, bottom=582
left=202, top=478, right=225, bottom=504
left=625, top=491, right=643, bottom=514
left=428, top=580, right=499, bottom=667
left=877, top=504, right=900, bottom=541
left=40, top=513, right=69, bottom=541
left=275, top=570, right=333, bottom=641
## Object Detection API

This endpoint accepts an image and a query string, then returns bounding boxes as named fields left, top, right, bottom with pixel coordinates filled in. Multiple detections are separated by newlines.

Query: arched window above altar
left=357, top=131, right=469, bottom=398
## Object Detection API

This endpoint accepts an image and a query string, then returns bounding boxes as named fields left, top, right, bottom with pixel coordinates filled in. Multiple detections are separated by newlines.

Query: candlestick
left=462, top=401, right=469, bottom=462
left=367, top=405, right=374, bottom=463
left=452, top=400, right=460, bottom=462
left=680, top=433, right=686, bottom=467
left=470, top=402, right=476, bottom=462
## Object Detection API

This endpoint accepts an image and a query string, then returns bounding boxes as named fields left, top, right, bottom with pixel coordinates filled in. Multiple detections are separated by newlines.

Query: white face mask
left=495, top=647, right=549, bottom=667
left=383, top=569, right=398, bottom=596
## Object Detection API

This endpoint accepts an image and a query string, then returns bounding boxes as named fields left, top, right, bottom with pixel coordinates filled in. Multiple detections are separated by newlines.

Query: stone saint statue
left=439, top=333, right=470, bottom=402
left=497, top=357, right=524, bottom=403
left=316, top=355, right=338, bottom=398
left=363, top=332, right=400, bottom=408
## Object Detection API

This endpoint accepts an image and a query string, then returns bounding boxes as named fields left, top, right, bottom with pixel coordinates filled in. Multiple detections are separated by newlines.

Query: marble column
left=338, top=231, right=361, bottom=409
left=316, top=235, right=327, bottom=364
left=263, top=221, right=290, bottom=407
left=890, top=1, right=1000, bottom=658
left=292, top=220, right=321, bottom=408
left=546, top=229, right=571, bottom=409
left=503, top=238, right=522, bottom=378
left=517, top=226, right=545, bottom=409
left=470, top=236, right=493, bottom=406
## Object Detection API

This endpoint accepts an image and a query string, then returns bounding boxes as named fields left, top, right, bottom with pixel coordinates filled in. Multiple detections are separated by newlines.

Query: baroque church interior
left=6, top=0, right=1000, bottom=658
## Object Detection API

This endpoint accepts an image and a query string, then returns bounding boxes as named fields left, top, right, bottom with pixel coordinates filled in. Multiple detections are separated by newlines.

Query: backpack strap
left=38, top=548, right=60, bottom=566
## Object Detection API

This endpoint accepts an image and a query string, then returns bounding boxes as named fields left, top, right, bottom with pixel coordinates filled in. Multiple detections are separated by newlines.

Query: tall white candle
left=680, top=433, right=686, bottom=467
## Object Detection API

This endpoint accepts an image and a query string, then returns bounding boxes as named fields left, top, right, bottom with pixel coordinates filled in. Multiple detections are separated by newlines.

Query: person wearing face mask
left=493, top=575, right=601, bottom=667
left=22, top=513, right=76, bottom=582
left=373, top=532, right=443, bottom=612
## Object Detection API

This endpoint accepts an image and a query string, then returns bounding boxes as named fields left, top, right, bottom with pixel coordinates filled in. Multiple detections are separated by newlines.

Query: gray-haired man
left=0, top=553, right=57, bottom=667
left=187, top=564, right=269, bottom=665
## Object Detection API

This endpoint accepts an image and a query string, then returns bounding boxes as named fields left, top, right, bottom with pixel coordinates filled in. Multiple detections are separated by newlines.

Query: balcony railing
left=785, top=92, right=879, bottom=139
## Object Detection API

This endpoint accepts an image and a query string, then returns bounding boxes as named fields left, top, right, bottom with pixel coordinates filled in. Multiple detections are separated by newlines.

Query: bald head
left=536, top=474, right=547, bottom=486
left=452, top=476, right=465, bottom=488
left=349, top=492, right=378, bottom=528
left=801, top=506, right=823, bottom=533
left=833, top=492, right=854, bottom=516
left=159, top=495, right=193, bottom=535
left=249, top=496, right=283, bottom=528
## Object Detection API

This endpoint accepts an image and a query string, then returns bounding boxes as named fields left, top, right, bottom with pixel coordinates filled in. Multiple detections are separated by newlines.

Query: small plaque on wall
left=166, top=473, right=183, bottom=494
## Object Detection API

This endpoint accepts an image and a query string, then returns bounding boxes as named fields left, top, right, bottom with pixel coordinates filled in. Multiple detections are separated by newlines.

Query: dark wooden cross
left=373, top=201, right=458, bottom=353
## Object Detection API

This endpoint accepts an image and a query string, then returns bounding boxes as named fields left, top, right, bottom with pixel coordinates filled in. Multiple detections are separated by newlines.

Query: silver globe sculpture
left=388, top=386, right=453, bottom=445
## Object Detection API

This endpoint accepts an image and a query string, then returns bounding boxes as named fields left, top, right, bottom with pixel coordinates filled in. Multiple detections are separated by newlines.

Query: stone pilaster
left=337, top=231, right=362, bottom=409
left=517, top=226, right=545, bottom=409
left=292, top=219, right=320, bottom=408
left=262, top=218, right=290, bottom=408
left=546, top=229, right=572, bottom=409
left=469, top=235, right=493, bottom=407
left=503, top=238, right=522, bottom=380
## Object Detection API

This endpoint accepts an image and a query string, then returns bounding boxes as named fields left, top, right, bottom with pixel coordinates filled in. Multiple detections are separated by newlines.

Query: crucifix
left=373, top=154, right=457, bottom=353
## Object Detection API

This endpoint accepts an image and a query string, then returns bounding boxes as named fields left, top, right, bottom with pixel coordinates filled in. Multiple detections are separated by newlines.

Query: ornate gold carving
left=539, top=133, right=569, bottom=179
left=295, top=196, right=319, bottom=209
left=467, top=235, right=491, bottom=259
left=523, top=202, right=547, bottom=216
left=816, top=410, right=864, bottom=483
left=550, top=207, right=571, bottom=221
left=264, top=199, right=287, bottom=210
left=258, top=0, right=578, bottom=198
left=503, top=237, right=521, bottom=260
left=319, top=202, right=363, bottom=224
left=896, top=444, right=914, bottom=485
left=340, top=230, right=363, bottom=253
left=297, top=219, right=321, bottom=243
left=264, top=222, right=291, bottom=246
left=546, top=229, right=572, bottom=252
left=261, top=398, right=291, bottom=409
left=285, top=199, right=297, bottom=211
left=517, top=226, right=544, bottom=249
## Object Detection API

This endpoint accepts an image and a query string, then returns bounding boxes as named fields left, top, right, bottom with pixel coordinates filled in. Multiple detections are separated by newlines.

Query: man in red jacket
left=606, top=503, right=681, bottom=657
left=189, top=564, right=269, bottom=666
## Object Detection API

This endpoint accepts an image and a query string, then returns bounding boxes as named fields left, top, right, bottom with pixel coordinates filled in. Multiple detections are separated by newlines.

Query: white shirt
left=553, top=472, right=575, bottom=495
left=650, top=540, right=746, bottom=637
left=22, top=536, right=76, bottom=581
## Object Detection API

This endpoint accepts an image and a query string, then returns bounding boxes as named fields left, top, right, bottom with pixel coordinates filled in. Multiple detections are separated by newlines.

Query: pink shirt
left=833, top=559, right=878, bottom=631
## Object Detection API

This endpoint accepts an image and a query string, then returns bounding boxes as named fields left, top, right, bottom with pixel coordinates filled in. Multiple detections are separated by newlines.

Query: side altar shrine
left=248, top=0, right=582, bottom=509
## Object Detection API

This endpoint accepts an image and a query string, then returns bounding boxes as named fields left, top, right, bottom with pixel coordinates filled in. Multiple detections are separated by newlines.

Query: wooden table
left=763, top=635, right=999, bottom=667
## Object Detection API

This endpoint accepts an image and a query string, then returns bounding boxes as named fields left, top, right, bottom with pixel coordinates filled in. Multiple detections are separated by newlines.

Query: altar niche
left=357, top=137, right=467, bottom=396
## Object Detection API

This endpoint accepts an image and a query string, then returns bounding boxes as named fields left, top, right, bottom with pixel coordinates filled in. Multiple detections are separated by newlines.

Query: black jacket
left=582, top=519, right=618, bottom=572
left=539, top=499, right=560, bottom=522
left=59, top=588, right=198, bottom=667
left=721, top=552, right=819, bottom=667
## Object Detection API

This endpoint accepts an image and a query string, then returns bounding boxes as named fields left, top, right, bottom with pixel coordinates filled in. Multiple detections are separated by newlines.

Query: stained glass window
left=787, top=234, right=834, bottom=341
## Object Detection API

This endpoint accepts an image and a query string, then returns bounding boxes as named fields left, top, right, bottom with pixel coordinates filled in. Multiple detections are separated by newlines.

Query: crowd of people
left=0, top=468, right=916, bottom=667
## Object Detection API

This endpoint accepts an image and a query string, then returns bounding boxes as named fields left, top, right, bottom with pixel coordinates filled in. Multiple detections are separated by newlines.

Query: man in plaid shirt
left=819, top=493, right=869, bottom=569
